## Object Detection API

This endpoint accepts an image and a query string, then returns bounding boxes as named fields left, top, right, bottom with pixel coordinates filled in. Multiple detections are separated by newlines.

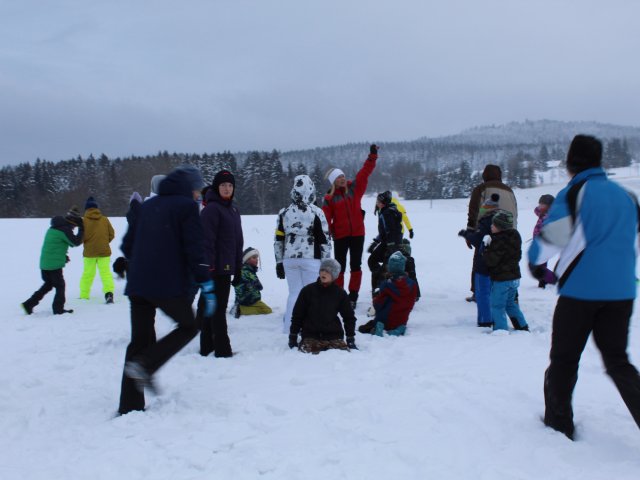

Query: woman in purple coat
left=199, top=170, right=244, bottom=357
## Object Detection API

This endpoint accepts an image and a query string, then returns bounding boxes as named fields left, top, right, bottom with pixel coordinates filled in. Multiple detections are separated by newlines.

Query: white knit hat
left=242, top=247, right=260, bottom=264
left=326, top=168, right=345, bottom=185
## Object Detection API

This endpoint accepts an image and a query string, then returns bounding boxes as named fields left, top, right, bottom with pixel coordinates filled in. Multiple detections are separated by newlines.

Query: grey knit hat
left=320, top=258, right=341, bottom=280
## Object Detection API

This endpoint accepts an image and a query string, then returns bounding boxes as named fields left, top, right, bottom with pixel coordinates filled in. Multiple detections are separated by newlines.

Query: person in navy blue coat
left=118, top=166, right=214, bottom=415
left=529, top=135, right=640, bottom=439
left=198, top=169, right=244, bottom=357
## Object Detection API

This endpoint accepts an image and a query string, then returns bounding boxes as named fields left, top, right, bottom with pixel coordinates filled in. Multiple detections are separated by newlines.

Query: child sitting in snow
left=232, top=247, right=273, bottom=318
left=289, top=258, right=357, bottom=353
left=482, top=210, right=529, bottom=332
left=358, top=251, right=418, bottom=336
left=532, top=194, right=557, bottom=289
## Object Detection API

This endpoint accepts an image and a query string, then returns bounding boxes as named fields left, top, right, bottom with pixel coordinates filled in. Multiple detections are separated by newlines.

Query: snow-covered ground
left=2, top=168, right=640, bottom=480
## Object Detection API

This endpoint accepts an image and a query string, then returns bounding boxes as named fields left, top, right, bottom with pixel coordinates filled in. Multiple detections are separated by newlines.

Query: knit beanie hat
left=387, top=251, right=407, bottom=275
left=566, top=135, right=602, bottom=174
left=242, top=247, right=260, bottom=264
left=492, top=210, right=514, bottom=230
left=482, top=164, right=502, bottom=182
left=212, top=170, right=236, bottom=197
left=376, top=190, right=393, bottom=206
left=538, top=194, right=555, bottom=206
left=84, top=196, right=98, bottom=210
left=320, top=258, right=341, bottom=280
left=326, top=168, right=345, bottom=185
left=479, top=193, right=500, bottom=217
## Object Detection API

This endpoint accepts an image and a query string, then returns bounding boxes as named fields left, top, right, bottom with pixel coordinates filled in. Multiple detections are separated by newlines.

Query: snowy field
left=2, top=169, right=640, bottom=480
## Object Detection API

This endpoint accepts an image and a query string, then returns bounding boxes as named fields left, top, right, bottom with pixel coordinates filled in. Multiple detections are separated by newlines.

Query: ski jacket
left=122, top=169, right=209, bottom=298
left=322, top=153, right=377, bottom=239
left=483, top=228, right=522, bottom=281
left=290, top=280, right=356, bottom=340
left=40, top=216, right=83, bottom=270
left=274, top=175, right=331, bottom=263
left=467, top=179, right=518, bottom=229
left=201, top=189, right=244, bottom=276
left=376, top=203, right=403, bottom=248
left=234, top=263, right=263, bottom=306
left=528, top=167, right=638, bottom=300
left=373, top=274, right=418, bottom=331
left=391, top=197, right=413, bottom=233
left=82, top=208, right=114, bottom=257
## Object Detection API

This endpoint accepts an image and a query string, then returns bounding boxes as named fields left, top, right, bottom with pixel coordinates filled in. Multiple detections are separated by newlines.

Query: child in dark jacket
left=533, top=194, right=557, bottom=289
left=233, top=247, right=273, bottom=317
left=458, top=193, right=500, bottom=327
left=359, top=251, right=417, bottom=336
left=483, top=210, right=529, bottom=332
left=289, top=258, right=357, bottom=354
left=22, top=209, right=84, bottom=315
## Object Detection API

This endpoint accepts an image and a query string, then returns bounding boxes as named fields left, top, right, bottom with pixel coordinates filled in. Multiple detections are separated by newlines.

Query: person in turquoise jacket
left=528, top=134, right=640, bottom=440
left=22, top=209, right=84, bottom=315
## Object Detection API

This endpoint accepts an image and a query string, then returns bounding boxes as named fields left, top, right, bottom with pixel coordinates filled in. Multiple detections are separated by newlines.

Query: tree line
left=0, top=138, right=633, bottom=217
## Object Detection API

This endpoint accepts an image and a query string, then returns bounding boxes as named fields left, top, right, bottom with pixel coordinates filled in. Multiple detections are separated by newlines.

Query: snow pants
left=283, top=258, right=320, bottom=333
left=23, top=268, right=66, bottom=314
left=118, top=295, right=198, bottom=415
left=198, top=274, right=232, bottom=357
left=80, top=256, right=114, bottom=299
left=490, top=279, right=527, bottom=331
left=239, top=300, right=273, bottom=315
left=474, top=273, right=492, bottom=326
left=544, top=297, right=640, bottom=438
left=333, top=235, right=364, bottom=302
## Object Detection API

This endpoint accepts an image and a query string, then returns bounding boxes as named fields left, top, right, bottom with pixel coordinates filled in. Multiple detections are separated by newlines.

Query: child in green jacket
left=22, top=209, right=84, bottom=315
left=232, top=248, right=273, bottom=318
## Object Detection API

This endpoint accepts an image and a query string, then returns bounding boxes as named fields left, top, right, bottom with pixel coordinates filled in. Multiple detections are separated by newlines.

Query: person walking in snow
left=275, top=174, right=331, bottom=333
left=289, top=258, right=357, bottom=354
left=117, top=166, right=215, bottom=415
left=482, top=210, right=528, bottom=332
left=532, top=194, right=557, bottom=289
left=199, top=169, right=244, bottom=358
left=458, top=193, right=501, bottom=327
left=322, top=144, right=378, bottom=309
left=79, top=197, right=115, bottom=304
left=529, top=134, right=640, bottom=440
left=358, top=251, right=417, bottom=336
left=464, top=164, right=518, bottom=302
left=21, top=208, right=84, bottom=315
left=232, top=247, right=272, bottom=317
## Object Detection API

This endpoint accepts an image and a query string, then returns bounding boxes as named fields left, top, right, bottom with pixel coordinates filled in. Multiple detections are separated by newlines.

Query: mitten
left=482, top=235, right=492, bottom=247
left=457, top=229, right=467, bottom=238
left=231, top=269, right=242, bottom=287
left=113, top=256, right=128, bottom=278
left=198, top=280, right=217, bottom=317
left=346, top=336, right=358, bottom=350
left=409, top=229, right=414, bottom=239
left=370, top=144, right=378, bottom=155
left=528, top=263, right=546, bottom=281
left=288, top=334, right=298, bottom=349
left=276, top=263, right=285, bottom=279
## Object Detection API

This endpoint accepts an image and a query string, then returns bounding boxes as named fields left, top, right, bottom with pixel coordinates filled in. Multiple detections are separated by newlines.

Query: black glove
left=346, top=336, right=357, bottom=350
left=288, top=334, right=298, bottom=349
left=370, top=144, right=378, bottom=155
left=457, top=229, right=467, bottom=238
left=231, top=269, right=242, bottom=287
left=113, top=256, right=128, bottom=279
left=529, top=263, right=546, bottom=280
left=276, top=263, right=285, bottom=279
left=409, top=229, right=414, bottom=239
left=367, top=240, right=379, bottom=254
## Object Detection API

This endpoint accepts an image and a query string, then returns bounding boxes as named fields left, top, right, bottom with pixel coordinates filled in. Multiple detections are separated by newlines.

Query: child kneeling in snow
left=359, top=251, right=418, bottom=336
left=232, top=247, right=273, bottom=318
left=288, top=258, right=357, bottom=353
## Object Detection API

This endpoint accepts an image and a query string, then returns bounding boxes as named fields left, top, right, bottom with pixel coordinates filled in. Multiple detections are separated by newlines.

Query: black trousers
left=544, top=296, right=640, bottom=436
left=198, top=274, right=232, bottom=358
left=334, top=236, right=365, bottom=299
left=24, top=269, right=66, bottom=314
left=118, top=295, right=198, bottom=415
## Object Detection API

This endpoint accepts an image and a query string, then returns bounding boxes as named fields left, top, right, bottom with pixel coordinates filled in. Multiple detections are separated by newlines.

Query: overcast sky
left=1, top=0, right=638, bottom=166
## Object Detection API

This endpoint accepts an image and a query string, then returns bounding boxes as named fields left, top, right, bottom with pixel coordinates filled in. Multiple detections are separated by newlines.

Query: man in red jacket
left=322, top=144, right=378, bottom=309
